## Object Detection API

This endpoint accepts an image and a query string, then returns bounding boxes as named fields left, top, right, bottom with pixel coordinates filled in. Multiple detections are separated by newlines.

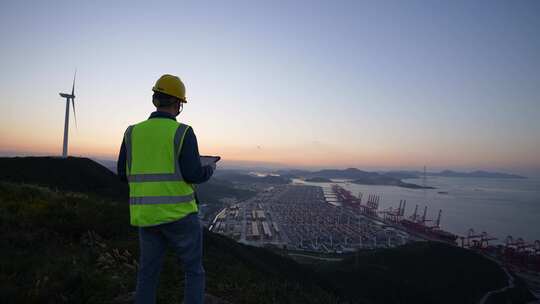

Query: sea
left=294, top=176, right=540, bottom=243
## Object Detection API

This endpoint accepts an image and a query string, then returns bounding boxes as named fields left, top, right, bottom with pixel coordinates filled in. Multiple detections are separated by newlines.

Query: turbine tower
left=59, top=71, right=77, bottom=158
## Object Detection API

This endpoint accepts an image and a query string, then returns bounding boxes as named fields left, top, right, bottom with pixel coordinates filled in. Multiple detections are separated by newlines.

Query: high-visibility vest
left=124, top=118, right=198, bottom=227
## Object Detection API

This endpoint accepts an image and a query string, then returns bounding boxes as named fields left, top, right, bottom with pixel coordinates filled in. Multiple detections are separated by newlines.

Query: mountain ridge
left=383, top=169, right=526, bottom=179
left=0, top=156, right=128, bottom=200
left=278, top=167, right=433, bottom=189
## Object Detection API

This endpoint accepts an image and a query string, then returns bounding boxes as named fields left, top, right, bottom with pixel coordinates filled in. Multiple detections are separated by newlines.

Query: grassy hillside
left=0, top=157, right=532, bottom=303
left=0, top=181, right=338, bottom=303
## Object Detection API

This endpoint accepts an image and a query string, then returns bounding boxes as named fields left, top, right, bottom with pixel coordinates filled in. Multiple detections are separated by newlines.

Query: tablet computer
left=200, top=155, right=221, bottom=166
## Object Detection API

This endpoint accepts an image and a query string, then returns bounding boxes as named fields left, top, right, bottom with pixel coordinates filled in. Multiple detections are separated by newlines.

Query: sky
left=0, top=0, right=539, bottom=175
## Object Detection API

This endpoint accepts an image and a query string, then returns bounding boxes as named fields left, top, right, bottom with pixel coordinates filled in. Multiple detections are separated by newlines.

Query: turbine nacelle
left=59, top=93, right=75, bottom=98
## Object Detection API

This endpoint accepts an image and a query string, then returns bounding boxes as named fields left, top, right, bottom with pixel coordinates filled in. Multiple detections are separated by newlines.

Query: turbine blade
left=71, top=98, right=78, bottom=128
left=71, top=69, right=77, bottom=96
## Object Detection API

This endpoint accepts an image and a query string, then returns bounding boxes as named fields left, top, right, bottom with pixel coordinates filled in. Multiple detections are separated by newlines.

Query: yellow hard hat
left=152, top=74, right=187, bottom=103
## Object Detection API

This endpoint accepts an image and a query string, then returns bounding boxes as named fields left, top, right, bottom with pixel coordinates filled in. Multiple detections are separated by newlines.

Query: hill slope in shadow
left=0, top=156, right=128, bottom=200
left=313, top=242, right=533, bottom=304
left=0, top=157, right=533, bottom=303
left=0, top=181, right=338, bottom=303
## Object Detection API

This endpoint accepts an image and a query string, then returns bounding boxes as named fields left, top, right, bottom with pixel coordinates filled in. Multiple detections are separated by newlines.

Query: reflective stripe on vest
left=128, top=173, right=181, bottom=182
left=129, top=193, right=195, bottom=205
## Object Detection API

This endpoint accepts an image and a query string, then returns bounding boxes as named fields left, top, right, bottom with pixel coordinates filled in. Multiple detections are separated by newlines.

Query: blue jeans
left=135, top=212, right=205, bottom=304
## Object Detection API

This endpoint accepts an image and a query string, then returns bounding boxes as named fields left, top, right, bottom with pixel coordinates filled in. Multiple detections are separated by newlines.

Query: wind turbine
left=59, top=70, right=78, bottom=158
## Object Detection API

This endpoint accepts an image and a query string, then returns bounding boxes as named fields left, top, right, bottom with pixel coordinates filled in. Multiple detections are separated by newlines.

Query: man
left=117, top=74, right=215, bottom=304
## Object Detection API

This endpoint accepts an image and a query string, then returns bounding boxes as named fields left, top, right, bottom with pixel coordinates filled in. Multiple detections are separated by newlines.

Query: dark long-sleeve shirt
left=117, top=111, right=214, bottom=185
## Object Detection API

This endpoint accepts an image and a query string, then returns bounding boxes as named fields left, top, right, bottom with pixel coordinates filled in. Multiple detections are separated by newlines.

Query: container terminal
left=209, top=184, right=540, bottom=275
left=211, top=185, right=414, bottom=252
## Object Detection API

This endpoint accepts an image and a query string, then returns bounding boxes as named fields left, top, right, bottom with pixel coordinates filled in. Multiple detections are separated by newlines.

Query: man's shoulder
left=178, top=122, right=192, bottom=128
left=179, top=125, right=197, bottom=148
left=178, top=123, right=194, bottom=141
left=178, top=122, right=194, bottom=134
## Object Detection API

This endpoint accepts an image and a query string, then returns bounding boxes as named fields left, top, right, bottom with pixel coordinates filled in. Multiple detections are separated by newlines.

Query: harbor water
left=294, top=176, right=540, bottom=242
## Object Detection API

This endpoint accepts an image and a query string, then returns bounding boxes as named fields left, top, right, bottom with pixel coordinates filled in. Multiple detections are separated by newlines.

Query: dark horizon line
left=1, top=150, right=538, bottom=178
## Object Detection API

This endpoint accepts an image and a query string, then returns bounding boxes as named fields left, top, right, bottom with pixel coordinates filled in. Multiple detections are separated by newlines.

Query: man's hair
left=153, top=91, right=179, bottom=107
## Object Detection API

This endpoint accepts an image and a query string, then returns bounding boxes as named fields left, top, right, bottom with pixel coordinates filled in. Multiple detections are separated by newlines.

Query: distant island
left=383, top=170, right=526, bottom=179
left=351, top=175, right=434, bottom=189
left=279, top=168, right=433, bottom=189
left=433, top=170, right=526, bottom=179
